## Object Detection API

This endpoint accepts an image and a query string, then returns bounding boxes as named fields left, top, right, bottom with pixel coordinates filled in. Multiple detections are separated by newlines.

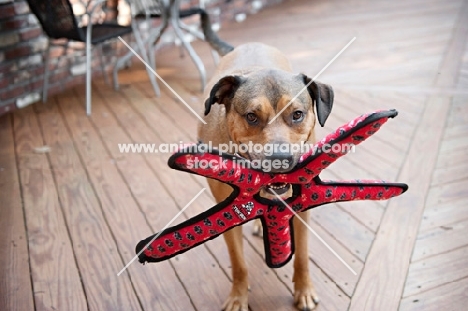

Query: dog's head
left=204, top=69, right=334, bottom=196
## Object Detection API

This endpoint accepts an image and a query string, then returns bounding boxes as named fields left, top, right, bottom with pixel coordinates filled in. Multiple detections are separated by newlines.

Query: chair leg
left=113, top=49, right=134, bottom=90
left=147, top=19, right=169, bottom=72
left=170, top=17, right=206, bottom=91
left=98, top=44, right=110, bottom=85
left=113, top=24, right=136, bottom=90
left=178, top=19, right=219, bottom=65
left=132, top=21, right=161, bottom=97
left=86, top=38, right=92, bottom=115
left=42, top=41, right=51, bottom=103
left=149, top=43, right=157, bottom=70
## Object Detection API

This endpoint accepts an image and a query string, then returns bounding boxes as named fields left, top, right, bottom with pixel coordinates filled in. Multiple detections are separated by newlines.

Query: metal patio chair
left=27, top=0, right=156, bottom=115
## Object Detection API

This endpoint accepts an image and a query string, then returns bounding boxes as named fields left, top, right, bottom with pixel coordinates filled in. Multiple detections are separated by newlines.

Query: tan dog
left=199, top=12, right=334, bottom=311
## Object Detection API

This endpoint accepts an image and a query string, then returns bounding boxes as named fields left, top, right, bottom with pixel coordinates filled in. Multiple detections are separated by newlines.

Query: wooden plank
left=399, top=276, right=468, bottom=311
left=55, top=92, right=195, bottom=311
left=411, top=218, right=468, bottom=262
left=312, top=205, right=374, bottom=262
left=439, top=135, right=468, bottom=153
left=435, top=147, right=468, bottom=169
left=132, top=82, right=201, bottom=141
left=34, top=97, right=142, bottom=311
left=304, top=221, right=362, bottom=296
left=431, top=162, right=468, bottom=185
left=350, top=1, right=468, bottom=309
left=0, top=114, right=35, bottom=311
left=13, top=107, right=88, bottom=311
left=436, top=96, right=468, bottom=134
left=420, top=199, right=468, bottom=232
left=337, top=91, right=422, bottom=128
left=437, top=150, right=467, bottom=172
left=443, top=123, right=468, bottom=140
left=402, top=246, right=468, bottom=297
left=426, top=179, right=468, bottom=207
left=338, top=201, right=383, bottom=233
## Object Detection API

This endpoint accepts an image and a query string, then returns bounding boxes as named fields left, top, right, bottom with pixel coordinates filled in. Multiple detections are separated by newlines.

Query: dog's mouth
left=234, top=151, right=293, bottom=196
left=264, top=182, right=291, bottom=196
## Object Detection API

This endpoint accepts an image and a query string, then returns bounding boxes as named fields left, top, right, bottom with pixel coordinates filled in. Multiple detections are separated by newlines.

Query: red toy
left=136, top=109, right=408, bottom=268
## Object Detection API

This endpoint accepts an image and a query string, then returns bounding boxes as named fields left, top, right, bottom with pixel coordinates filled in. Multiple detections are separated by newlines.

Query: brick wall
left=0, top=0, right=283, bottom=116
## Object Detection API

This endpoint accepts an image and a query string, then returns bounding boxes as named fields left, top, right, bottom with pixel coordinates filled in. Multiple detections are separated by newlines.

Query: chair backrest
left=26, top=0, right=83, bottom=41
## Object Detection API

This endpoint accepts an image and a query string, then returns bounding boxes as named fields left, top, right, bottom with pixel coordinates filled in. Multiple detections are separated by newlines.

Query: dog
left=198, top=12, right=334, bottom=311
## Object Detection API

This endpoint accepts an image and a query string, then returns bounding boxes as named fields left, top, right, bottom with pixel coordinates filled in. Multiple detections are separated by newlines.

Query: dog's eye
left=246, top=113, right=258, bottom=124
left=292, top=111, right=304, bottom=122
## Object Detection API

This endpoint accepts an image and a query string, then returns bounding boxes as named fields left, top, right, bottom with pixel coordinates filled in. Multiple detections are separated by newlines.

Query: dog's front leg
left=207, top=179, right=249, bottom=311
left=293, top=210, right=319, bottom=311
left=222, top=226, right=249, bottom=311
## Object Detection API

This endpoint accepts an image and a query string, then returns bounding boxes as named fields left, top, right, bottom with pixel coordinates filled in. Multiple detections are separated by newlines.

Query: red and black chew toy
left=136, top=109, right=408, bottom=268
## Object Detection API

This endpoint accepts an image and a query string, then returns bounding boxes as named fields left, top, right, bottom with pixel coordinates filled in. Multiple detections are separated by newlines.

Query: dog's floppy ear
left=204, top=75, right=244, bottom=115
left=301, top=74, right=334, bottom=127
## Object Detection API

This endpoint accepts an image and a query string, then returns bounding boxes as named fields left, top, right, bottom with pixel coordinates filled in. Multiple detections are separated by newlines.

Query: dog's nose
left=265, top=150, right=294, bottom=173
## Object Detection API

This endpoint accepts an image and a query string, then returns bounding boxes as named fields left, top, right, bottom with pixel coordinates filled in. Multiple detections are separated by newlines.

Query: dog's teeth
left=268, top=183, right=288, bottom=190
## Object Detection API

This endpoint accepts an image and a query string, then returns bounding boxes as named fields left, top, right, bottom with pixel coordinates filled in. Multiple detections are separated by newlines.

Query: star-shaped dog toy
left=136, top=109, right=408, bottom=268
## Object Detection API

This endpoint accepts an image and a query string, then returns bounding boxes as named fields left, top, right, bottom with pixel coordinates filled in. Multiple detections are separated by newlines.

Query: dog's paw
left=222, top=291, right=249, bottom=311
left=252, top=219, right=263, bottom=238
left=294, top=282, right=319, bottom=311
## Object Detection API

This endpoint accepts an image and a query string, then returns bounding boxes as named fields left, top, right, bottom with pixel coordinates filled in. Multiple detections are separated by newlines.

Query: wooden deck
left=1, top=0, right=468, bottom=310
